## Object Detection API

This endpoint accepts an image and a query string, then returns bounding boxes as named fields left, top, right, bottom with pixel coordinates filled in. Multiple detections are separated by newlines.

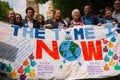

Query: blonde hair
left=52, top=9, right=63, bottom=23
left=71, top=9, right=80, bottom=17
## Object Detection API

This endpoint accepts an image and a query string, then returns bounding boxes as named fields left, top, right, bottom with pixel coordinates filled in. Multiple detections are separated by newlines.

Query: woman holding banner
left=35, top=14, right=45, bottom=28
left=44, top=9, right=66, bottom=29
left=7, top=9, right=15, bottom=24
left=69, top=9, right=83, bottom=28
left=14, top=13, right=23, bottom=26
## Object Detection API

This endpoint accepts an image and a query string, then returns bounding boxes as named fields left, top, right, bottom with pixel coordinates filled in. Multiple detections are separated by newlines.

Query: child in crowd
left=98, top=7, right=118, bottom=26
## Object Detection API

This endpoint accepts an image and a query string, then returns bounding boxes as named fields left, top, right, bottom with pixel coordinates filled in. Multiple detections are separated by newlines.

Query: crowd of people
left=6, top=0, right=120, bottom=30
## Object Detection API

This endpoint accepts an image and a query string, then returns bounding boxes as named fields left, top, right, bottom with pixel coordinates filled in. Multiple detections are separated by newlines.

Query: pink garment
left=70, top=20, right=82, bottom=27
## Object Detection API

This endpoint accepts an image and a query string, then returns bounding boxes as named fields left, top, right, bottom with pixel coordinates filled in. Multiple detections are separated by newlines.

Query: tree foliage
left=0, top=1, right=12, bottom=22
left=36, top=0, right=114, bottom=19
left=35, top=0, right=49, bottom=4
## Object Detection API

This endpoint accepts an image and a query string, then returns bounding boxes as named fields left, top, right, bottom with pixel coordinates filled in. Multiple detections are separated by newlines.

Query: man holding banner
left=22, top=7, right=37, bottom=28
left=113, top=0, right=120, bottom=22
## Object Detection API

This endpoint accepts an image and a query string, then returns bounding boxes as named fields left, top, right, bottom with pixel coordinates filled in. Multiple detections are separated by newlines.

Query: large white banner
left=0, top=21, right=120, bottom=79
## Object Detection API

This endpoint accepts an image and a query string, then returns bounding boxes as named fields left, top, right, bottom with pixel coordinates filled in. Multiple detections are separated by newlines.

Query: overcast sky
left=1, top=0, right=49, bottom=19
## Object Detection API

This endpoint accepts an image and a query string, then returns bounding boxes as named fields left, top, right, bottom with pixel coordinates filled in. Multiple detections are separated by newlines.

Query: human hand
left=112, top=21, right=117, bottom=26
left=44, top=24, right=52, bottom=28
left=97, top=23, right=103, bottom=26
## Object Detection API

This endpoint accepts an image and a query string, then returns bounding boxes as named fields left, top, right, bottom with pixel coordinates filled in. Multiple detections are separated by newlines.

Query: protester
left=15, top=13, right=23, bottom=26
left=7, top=10, right=15, bottom=24
left=63, top=17, right=71, bottom=28
left=81, top=5, right=99, bottom=25
left=112, top=0, right=120, bottom=22
left=98, top=7, right=118, bottom=26
left=35, top=14, right=45, bottom=28
left=70, top=9, right=83, bottom=28
left=44, top=9, right=66, bottom=29
left=116, top=22, right=120, bottom=33
left=22, top=7, right=37, bottom=28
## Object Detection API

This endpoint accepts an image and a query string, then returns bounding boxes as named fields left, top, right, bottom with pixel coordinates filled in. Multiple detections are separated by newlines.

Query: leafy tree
left=35, top=0, right=49, bottom=4
left=36, top=0, right=114, bottom=19
left=0, top=1, right=12, bottom=22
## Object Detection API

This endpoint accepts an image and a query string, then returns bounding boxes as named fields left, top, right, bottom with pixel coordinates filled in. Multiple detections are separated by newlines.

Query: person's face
left=37, top=16, right=44, bottom=23
left=114, top=0, right=120, bottom=11
left=84, top=6, right=91, bottom=15
left=73, top=12, right=80, bottom=20
left=15, top=15, right=21, bottom=22
left=65, top=18, right=70, bottom=23
left=54, top=10, right=61, bottom=20
left=8, top=10, right=15, bottom=20
left=26, top=10, right=34, bottom=19
left=105, top=10, right=112, bottom=18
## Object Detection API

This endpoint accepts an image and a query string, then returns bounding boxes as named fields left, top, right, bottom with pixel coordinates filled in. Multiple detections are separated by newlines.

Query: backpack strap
left=81, top=16, right=85, bottom=24
left=91, top=14, right=95, bottom=21
left=91, top=14, right=98, bottom=24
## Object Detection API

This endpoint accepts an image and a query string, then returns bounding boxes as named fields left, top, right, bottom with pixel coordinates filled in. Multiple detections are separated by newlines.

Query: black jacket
left=45, top=19, right=65, bottom=29
left=34, top=21, right=45, bottom=28
left=22, top=17, right=37, bottom=28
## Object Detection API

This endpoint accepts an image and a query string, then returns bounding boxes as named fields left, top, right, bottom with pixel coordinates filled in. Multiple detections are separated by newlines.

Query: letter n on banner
left=81, top=40, right=103, bottom=61
left=36, top=40, right=60, bottom=60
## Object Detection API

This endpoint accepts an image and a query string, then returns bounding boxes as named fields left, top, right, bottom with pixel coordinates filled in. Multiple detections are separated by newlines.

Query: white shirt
left=58, top=23, right=64, bottom=29
left=112, top=11, right=120, bottom=22
left=28, top=21, right=33, bottom=28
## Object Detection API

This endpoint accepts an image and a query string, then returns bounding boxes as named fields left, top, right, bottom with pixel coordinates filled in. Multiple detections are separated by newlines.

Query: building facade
left=26, top=0, right=39, bottom=19
left=46, top=0, right=54, bottom=20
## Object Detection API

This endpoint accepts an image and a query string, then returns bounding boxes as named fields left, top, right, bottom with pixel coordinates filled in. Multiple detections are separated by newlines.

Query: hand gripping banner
left=0, top=21, right=120, bottom=79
